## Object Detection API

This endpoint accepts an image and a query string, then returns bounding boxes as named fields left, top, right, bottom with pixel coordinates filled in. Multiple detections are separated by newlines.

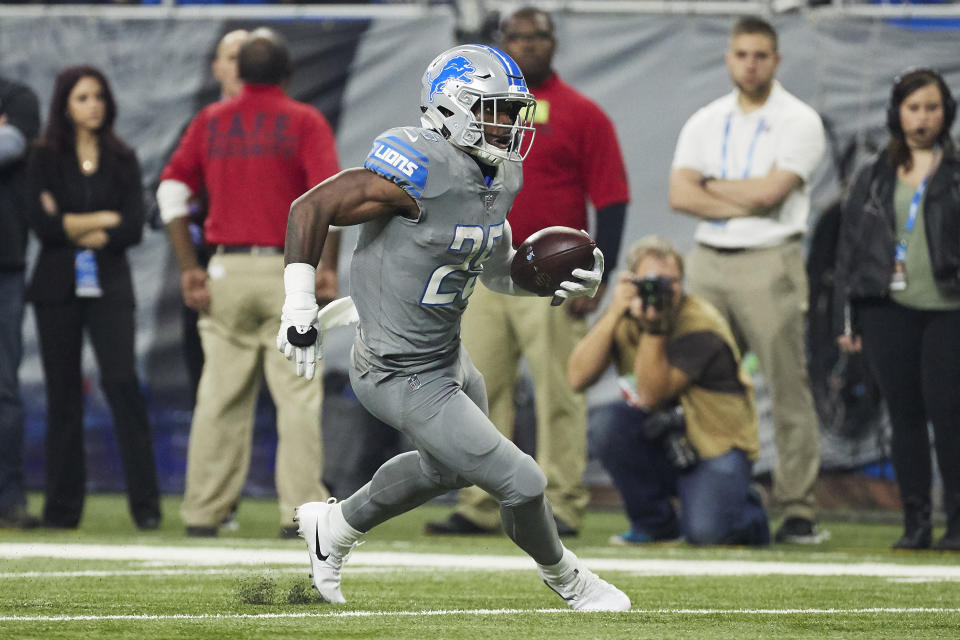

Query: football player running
left=276, top=44, right=626, bottom=611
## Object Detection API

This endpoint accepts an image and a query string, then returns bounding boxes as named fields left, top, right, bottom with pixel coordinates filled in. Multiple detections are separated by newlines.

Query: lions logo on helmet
left=420, top=44, right=536, bottom=166
left=428, top=56, right=476, bottom=103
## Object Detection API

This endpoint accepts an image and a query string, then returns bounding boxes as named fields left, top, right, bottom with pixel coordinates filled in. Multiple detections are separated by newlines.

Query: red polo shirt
left=509, top=73, right=629, bottom=246
left=161, top=84, right=339, bottom=247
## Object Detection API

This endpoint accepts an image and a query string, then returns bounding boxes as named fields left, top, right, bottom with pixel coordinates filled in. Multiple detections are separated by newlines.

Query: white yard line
left=2, top=607, right=960, bottom=623
left=0, top=566, right=411, bottom=579
left=2, top=542, right=960, bottom=578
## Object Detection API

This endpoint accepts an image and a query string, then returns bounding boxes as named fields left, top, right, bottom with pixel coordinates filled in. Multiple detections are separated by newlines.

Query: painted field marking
left=2, top=543, right=960, bottom=579
left=2, top=607, right=960, bottom=623
left=0, top=566, right=411, bottom=579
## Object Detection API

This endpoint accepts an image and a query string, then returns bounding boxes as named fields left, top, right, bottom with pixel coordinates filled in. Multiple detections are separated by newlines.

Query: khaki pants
left=455, top=285, right=589, bottom=529
left=180, top=253, right=327, bottom=528
left=686, top=240, right=819, bottom=520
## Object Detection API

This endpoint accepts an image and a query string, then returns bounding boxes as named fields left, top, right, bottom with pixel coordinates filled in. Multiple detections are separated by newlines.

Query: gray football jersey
left=352, top=126, right=522, bottom=372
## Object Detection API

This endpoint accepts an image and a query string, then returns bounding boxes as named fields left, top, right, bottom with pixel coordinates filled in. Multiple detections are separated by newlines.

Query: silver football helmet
left=420, top=44, right=536, bottom=166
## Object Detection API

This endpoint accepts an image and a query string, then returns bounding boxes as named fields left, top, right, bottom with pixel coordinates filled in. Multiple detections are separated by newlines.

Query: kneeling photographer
left=569, top=236, right=769, bottom=546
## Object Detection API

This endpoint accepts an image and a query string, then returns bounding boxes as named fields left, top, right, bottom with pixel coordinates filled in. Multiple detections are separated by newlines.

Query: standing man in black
left=0, top=75, right=40, bottom=529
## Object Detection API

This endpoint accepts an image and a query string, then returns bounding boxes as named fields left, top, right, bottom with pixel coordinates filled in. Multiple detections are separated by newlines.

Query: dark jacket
left=833, top=146, right=960, bottom=335
left=0, top=78, right=40, bottom=271
left=25, top=143, right=144, bottom=305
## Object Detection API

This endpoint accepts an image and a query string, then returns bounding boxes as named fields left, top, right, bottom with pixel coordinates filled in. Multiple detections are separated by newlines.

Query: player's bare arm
left=668, top=168, right=752, bottom=220
left=279, top=168, right=417, bottom=380
left=284, top=167, right=418, bottom=267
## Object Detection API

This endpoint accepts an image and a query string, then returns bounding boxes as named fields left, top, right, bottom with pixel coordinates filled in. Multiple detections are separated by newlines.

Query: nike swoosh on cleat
left=315, top=525, right=329, bottom=562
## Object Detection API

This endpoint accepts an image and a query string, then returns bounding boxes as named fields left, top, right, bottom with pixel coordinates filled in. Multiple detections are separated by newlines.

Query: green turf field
left=1, top=494, right=959, bottom=639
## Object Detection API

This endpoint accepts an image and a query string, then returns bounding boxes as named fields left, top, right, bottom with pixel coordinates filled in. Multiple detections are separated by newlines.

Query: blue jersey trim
left=384, top=136, right=430, bottom=165
left=365, top=137, right=429, bottom=196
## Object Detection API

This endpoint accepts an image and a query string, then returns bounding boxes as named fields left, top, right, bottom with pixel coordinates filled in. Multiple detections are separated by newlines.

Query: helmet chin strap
left=469, top=145, right=506, bottom=166
left=446, top=138, right=504, bottom=166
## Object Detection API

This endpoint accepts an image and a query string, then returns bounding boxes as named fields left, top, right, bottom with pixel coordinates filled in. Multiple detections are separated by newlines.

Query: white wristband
left=284, top=262, right=316, bottom=293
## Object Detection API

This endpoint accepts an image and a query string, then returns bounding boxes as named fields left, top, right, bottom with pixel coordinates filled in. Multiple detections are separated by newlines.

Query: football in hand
left=510, top=226, right=597, bottom=296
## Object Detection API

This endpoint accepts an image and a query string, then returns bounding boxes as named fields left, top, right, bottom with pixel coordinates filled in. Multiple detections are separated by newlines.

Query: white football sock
left=328, top=502, right=363, bottom=549
left=537, top=546, right=577, bottom=582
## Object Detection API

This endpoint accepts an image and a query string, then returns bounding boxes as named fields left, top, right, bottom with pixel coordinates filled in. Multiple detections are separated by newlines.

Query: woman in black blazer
left=26, top=66, right=160, bottom=530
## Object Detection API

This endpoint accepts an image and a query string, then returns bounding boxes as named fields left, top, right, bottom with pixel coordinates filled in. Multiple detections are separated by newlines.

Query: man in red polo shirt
left=157, top=27, right=341, bottom=537
left=427, top=6, right=629, bottom=537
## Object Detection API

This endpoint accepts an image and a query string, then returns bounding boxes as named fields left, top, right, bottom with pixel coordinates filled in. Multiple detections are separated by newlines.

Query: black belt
left=699, top=236, right=802, bottom=255
left=211, top=244, right=283, bottom=256
left=700, top=244, right=747, bottom=255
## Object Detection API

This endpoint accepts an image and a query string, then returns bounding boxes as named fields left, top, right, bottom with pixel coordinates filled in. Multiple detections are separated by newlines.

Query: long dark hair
left=886, top=68, right=956, bottom=170
left=41, top=65, right=129, bottom=155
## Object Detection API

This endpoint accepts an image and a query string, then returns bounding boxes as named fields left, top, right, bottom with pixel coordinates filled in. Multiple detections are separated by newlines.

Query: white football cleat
left=539, top=562, right=631, bottom=612
left=294, top=498, right=356, bottom=603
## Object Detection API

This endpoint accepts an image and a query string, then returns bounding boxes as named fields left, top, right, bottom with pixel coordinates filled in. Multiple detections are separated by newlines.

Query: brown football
left=510, top=226, right=597, bottom=296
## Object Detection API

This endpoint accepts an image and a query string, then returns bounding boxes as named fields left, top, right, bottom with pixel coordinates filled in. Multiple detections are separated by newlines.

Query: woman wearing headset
left=834, top=69, right=960, bottom=551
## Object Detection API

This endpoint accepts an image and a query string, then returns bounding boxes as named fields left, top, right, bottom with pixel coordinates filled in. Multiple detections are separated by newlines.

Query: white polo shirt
left=672, top=80, right=826, bottom=249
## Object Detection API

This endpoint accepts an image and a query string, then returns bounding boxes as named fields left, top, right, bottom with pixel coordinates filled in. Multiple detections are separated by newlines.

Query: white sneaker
left=539, top=563, right=631, bottom=612
left=294, top=499, right=356, bottom=603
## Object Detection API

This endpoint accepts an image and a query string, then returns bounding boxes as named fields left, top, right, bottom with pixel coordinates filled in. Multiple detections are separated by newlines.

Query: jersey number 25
left=421, top=223, right=504, bottom=306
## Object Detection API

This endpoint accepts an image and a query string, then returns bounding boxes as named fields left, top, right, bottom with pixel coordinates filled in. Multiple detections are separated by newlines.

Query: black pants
left=856, top=299, right=960, bottom=525
left=34, top=298, right=160, bottom=527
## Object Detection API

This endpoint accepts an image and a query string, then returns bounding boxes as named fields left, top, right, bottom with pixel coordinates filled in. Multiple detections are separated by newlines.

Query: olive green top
left=891, top=178, right=960, bottom=310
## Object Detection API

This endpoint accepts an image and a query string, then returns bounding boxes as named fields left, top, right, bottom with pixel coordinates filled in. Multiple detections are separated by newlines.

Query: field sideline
left=1, top=494, right=958, bottom=639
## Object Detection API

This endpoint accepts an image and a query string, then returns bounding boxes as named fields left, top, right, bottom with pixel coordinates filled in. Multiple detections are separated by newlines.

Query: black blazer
left=25, top=142, right=144, bottom=305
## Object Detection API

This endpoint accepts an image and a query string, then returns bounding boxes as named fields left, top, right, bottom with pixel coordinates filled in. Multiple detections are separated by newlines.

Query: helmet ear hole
left=438, top=106, right=454, bottom=118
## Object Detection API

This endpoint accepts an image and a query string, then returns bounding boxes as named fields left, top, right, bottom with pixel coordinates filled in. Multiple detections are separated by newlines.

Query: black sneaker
left=0, top=506, right=40, bottom=530
left=774, top=517, right=829, bottom=544
left=424, top=513, right=498, bottom=535
left=933, top=531, right=960, bottom=551
left=553, top=516, right=580, bottom=538
left=136, top=516, right=161, bottom=531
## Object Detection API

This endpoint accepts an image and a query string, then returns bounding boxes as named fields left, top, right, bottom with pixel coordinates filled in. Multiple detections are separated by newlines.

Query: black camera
left=643, top=404, right=699, bottom=472
left=634, top=275, right=674, bottom=311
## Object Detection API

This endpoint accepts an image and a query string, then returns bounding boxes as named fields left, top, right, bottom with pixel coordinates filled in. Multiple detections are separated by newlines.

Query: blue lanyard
left=720, top=113, right=766, bottom=179
left=895, top=146, right=939, bottom=261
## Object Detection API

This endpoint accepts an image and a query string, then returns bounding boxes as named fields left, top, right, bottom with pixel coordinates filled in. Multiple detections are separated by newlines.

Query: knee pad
left=498, top=453, right=546, bottom=507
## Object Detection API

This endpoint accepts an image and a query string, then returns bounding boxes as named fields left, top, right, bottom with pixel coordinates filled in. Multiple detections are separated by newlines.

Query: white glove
left=553, top=247, right=604, bottom=303
left=277, top=263, right=322, bottom=380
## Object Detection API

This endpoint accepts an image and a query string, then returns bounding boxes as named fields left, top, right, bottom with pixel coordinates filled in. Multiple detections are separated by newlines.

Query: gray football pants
left=340, top=345, right=563, bottom=565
